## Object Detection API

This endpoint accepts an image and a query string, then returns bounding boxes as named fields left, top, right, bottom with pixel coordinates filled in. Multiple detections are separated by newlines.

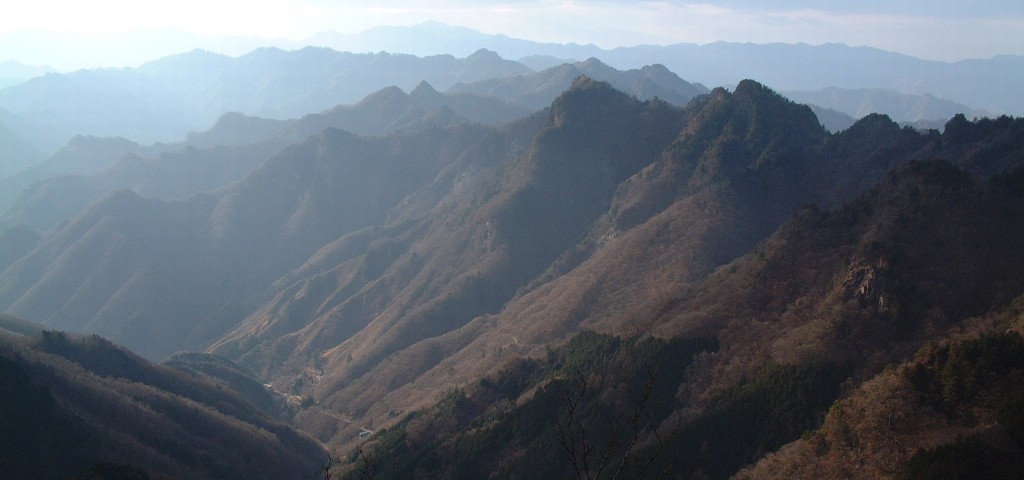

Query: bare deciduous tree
left=556, top=365, right=680, bottom=480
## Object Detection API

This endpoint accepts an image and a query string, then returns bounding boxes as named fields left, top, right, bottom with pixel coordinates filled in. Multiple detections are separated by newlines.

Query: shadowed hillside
left=0, top=324, right=324, bottom=479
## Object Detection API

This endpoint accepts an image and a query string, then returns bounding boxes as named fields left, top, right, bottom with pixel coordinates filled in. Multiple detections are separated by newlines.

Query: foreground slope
left=738, top=317, right=1024, bottom=480
left=0, top=323, right=324, bottom=479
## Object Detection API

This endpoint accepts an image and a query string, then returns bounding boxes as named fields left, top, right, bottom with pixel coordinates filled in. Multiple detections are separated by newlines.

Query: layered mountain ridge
left=2, top=73, right=1024, bottom=478
left=0, top=55, right=707, bottom=239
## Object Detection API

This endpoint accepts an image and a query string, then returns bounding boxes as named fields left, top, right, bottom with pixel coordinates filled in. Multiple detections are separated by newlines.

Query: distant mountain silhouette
left=0, top=145, right=271, bottom=232
left=183, top=112, right=290, bottom=148
left=0, top=47, right=531, bottom=144
left=786, top=87, right=989, bottom=124
left=283, top=80, right=529, bottom=138
left=0, top=60, right=55, bottom=88
left=451, top=57, right=707, bottom=109
left=304, top=21, right=582, bottom=60
left=806, top=104, right=858, bottom=132
left=304, top=22, right=1024, bottom=116
left=0, top=107, right=72, bottom=179
left=0, top=136, right=161, bottom=223
left=596, top=43, right=1024, bottom=115
left=0, top=83, right=531, bottom=234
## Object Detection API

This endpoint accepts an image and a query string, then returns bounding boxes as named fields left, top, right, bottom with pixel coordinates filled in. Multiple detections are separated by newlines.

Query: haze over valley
left=2, top=2, right=1024, bottom=478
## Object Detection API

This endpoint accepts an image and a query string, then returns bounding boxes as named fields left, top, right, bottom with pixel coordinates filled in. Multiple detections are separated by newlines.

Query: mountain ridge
left=2, top=75, right=1024, bottom=478
left=0, top=47, right=533, bottom=144
left=325, top=158, right=1024, bottom=479
left=305, top=22, right=1022, bottom=115
left=785, top=87, right=990, bottom=124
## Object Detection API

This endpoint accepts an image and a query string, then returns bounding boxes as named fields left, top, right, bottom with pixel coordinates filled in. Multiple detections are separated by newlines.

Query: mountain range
left=0, top=55, right=707, bottom=236
left=0, top=48, right=708, bottom=161
left=784, top=87, right=989, bottom=125
left=2, top=71, right=1024, bottom=478
left=1, top=22, right=1019, bottom=149
left=0, top=47, right=531, bottom=144
left=0, top=44, right=992, bottom=213
left=2, top=26, right=1024, bottom=479
left=228, top=22, right=1024, bottom=117
left=0, top=60, right=55, bottom=89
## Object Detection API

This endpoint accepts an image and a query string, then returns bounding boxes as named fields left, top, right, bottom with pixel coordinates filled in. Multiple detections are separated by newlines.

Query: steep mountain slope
left=0, top=325, right=325, bottom=479
left=212, top=80, right=874, bottom=443
left=211, top=78, right=685, bottom=399
left=737, top=322, right=1024, bottom=480
left=656, top=160, right=1024, bottom=377
left=240, top=82, right=1024, bottom=454
left=0, top=82, right=524, bottom=234
left=1, top=144, right=271, bottom=232
left=0, top=122, right=528, bottom=360
left=0, top=135, right=157, bottom=215
left=450, top=57, right=708, bottom=110
left=0, top=224, right=40, bottom=272
left=729, top=169, right=1024, bottom=479
left=329, top=159, right=1024, bottom=479
left=0, top=190, right=221, bottom=359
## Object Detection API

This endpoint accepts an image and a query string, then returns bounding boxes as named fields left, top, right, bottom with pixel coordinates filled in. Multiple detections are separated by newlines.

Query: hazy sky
left=2, top=0, right=1023, bottom=68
